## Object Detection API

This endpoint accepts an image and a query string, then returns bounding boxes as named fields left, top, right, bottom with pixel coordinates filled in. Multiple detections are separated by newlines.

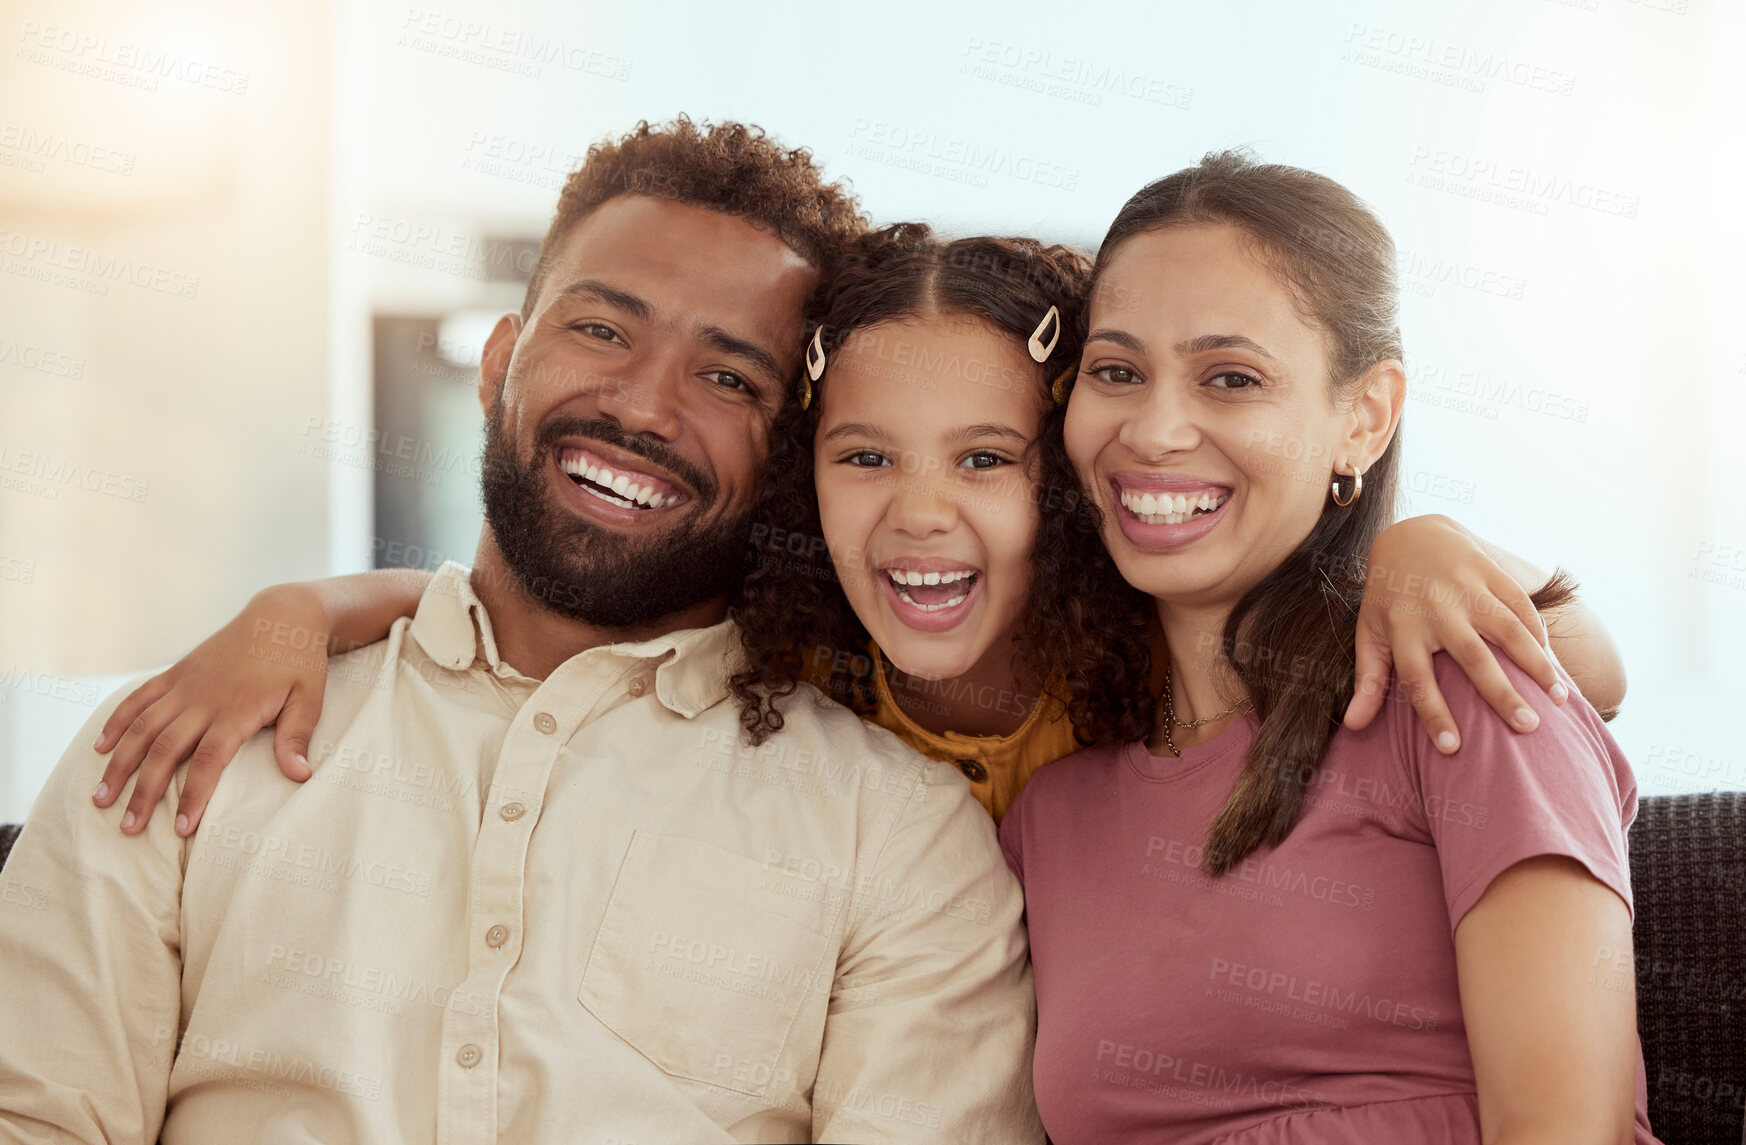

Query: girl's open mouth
left=878, top=564, right=983, bottom=632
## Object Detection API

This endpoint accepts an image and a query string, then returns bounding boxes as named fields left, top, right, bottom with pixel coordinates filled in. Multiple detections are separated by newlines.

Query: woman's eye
left=960, top=451, right=1009, bottom=471
left=706, top=370, right=750, bottom=392
left=1207, top=372, right=1262, bottom=390
left=845, top=450, right=889, bottom=468
left=1090, top=365, right=1138, bottom=385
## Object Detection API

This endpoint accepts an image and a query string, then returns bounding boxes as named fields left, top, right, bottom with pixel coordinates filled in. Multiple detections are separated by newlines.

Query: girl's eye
left=960, top=451, right=1009, bottom=471
left=844, top=450, right=890, bottom=468
left=1089, top=365, right=1139, bottom=385
left=572, top=322, right=623, bottom=344
left=706, top=370, right=750, bottom=392
left=1207, top=371, right=1263, bottom=390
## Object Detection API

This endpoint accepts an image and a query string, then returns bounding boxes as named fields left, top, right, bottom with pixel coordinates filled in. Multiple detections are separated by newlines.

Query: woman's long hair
left=726, top=224, right=1155, bottom=748
left=1082, top=151, right=1574, bottom=874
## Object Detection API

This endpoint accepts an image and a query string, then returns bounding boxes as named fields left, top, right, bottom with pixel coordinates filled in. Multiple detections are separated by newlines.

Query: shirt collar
left=409, top=561, right=738, bottom=718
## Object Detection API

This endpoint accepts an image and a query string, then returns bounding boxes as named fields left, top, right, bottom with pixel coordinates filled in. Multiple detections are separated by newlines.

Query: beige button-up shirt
left=0, top=562, right=1042, bottom=1144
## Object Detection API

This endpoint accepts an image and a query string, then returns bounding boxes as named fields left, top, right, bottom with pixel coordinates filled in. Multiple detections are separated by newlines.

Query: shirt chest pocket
left=579, top=830, right=840, bottom=1098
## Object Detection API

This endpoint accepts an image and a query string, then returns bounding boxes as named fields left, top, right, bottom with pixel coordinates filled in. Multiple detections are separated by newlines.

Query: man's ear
left=1345, top=357, right=1406, bottom=472
left=478, top=313, right=523, bottom=413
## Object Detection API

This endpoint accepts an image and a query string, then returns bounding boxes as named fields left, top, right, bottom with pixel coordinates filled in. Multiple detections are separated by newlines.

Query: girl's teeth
left=893, top=585, right=970, bottom=612
left=888, top=569, right=975, bottom=586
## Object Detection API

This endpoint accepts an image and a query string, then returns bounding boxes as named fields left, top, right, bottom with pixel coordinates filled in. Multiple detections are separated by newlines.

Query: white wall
left=2, top=0, right=1741, bottom=819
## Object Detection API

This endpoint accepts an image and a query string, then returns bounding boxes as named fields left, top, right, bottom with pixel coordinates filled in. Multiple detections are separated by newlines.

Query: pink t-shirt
left=1000, top=654, right=1660, bottom=1145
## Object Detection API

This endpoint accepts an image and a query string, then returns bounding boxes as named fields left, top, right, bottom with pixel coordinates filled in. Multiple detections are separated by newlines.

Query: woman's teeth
left=1118, top=489, right=1228, bottom=526
left=884, top=569, right=977, bottom=612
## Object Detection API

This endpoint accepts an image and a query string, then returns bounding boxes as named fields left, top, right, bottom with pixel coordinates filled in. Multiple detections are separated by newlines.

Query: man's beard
left=479, top=405, right=755, bottom=629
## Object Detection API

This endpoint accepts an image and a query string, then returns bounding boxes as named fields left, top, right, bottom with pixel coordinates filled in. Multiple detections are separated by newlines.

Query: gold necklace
left=1158, top=663, right=1253, bottom=758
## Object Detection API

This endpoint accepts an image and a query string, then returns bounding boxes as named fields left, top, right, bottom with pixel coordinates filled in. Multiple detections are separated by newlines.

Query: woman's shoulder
left=1390, top=645, right=1625, bottom=767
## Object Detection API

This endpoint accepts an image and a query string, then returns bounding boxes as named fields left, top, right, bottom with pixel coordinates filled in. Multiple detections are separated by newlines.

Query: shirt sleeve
left=0, top=675, right=186, bottom=1143
left=1395, top=651, right=1637, bottom=933
left=811, top=758, right=1044, bottom=1144
left=998, top=784, right=1025, bottom=885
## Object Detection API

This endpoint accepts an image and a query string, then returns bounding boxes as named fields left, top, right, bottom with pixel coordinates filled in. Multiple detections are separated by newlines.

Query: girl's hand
left=92, top=584, right=330, bottom=837
left=1344, top=514, right=1565, bottom=752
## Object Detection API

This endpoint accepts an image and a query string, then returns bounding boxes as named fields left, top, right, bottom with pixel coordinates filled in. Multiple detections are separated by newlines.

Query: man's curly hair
left=726, top=224, right=1157, bottom=749
left=521, top=116, right=869, bottom=319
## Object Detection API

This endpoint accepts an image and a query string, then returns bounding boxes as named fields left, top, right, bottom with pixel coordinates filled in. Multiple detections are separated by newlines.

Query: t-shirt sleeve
left=1394, top=649, right=1638, bottom=933
left=998, top=781, right=1026, bottom=885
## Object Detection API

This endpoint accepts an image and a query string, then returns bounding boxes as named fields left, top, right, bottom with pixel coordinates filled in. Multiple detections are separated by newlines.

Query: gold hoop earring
left=1331, top=466, right=1363, bottom=507
left=1051, top=364, right=1076, bottom=405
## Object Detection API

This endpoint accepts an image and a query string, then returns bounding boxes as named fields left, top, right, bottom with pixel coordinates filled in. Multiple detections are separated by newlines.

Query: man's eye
left=960, top=451, right=1009, bottom=471
left=1090, top=365, right=1138, bottom=385
left=845, top=450, right=889, bottom=468
left=705, top=370, right=751, bottom=392
left=1207, top=372, right=1262, bottom=390
left=571, top=323, right=622, bottom=343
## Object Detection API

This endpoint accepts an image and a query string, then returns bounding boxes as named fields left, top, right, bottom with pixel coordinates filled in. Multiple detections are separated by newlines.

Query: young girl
left=1003, top=152, right=1656, bottom=1142
left=93, top=226, right=1624, bottom=837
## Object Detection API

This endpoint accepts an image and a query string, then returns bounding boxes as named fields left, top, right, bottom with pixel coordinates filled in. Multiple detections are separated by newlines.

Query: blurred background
left=0, top=0, right=1741, bottom=819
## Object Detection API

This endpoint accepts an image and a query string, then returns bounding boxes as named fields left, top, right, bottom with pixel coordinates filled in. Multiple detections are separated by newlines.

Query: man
left=0, top=119, right=1042, bottom=1144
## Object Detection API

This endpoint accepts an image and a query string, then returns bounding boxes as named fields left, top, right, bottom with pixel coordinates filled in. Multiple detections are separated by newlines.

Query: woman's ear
left=1345, top=358, right=1406, bottom=471
left=477, top=313, right=524, bottom=413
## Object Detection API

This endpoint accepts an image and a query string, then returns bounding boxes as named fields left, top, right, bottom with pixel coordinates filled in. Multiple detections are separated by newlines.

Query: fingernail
left=175, top=814, right=189, bottom=835
left=1550, top=682, right=1569, bottom=704
left=93, top=782, right=108, bottom=802
left=121, top=811, right=136, bottom=831
left=1514, top=707, right=1539, bottom=730
left=293, top=753, right=311, bottom=779
left=93, top=733, right=109, bottom=752
left=1437, top=731, right=1458, bottom=753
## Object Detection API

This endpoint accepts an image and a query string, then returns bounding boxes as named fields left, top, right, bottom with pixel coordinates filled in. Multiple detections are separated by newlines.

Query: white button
left=500, top=802, right=526, bottom=821
left=628, top=677, right=647, bottom=697
left=485, top=924, right=509, bottom=948
left=456, top=1043, right=481, bottom=1068
left=533, top=712, right=557, bottom=734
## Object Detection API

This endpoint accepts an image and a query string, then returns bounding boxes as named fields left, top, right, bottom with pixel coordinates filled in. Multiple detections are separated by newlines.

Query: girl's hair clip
left=1027, top=305, right=1061, bottom=363
left=801, top=326, right=827, bottom=410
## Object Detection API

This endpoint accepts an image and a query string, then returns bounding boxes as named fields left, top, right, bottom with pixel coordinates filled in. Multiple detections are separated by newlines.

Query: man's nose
left=591, top=352, right=685, bottom=441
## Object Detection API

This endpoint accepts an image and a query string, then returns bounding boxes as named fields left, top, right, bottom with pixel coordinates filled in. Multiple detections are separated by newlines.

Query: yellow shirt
left=0, top=562, right=1043, bottom=1145
left=863, top=645, right=1081, bottom=825
left=816, top=631, right=1171, bottom=825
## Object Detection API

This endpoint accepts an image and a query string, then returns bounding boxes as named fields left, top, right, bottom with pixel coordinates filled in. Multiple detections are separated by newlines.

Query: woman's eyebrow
left=1174, top=333, right=1276, bottom=361
left=1085, top=328, right=1146, bottom=353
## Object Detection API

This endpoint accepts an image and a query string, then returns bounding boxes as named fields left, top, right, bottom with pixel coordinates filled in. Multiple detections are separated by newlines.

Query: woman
left=94, top=224, right=1622, bottom=838
left=1002, top=151, right=1655, bottom=1142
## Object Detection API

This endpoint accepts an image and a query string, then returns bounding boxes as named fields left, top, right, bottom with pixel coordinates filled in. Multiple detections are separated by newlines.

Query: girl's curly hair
left=726, top=223, right=1157, bottom=748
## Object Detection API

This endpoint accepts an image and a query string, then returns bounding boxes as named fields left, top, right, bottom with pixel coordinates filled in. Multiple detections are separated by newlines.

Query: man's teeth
left=1118, top=489, right=1228, bottom=525
left=558, top=456, right=674, bottom=509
